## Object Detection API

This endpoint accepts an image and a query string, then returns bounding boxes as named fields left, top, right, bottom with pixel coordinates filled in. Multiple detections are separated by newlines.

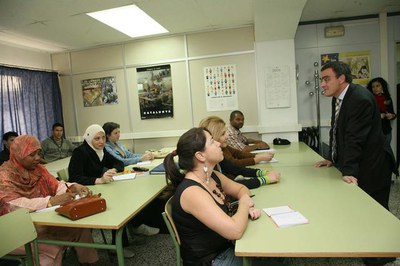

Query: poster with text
left=204, top=64, right=238, bottom=111
left=81, top=76, right=118, bottom=107
left=136, top=64, right=173, bottom=119
left=339, top=51, right=370, bottom=85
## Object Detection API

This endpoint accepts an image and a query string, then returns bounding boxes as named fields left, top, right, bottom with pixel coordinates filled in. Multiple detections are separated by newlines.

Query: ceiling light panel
left=87, top=5, right=168, bottom=38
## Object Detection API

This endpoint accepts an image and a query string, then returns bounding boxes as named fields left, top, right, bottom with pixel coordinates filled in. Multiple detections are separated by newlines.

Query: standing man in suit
left=315, top=61, right=397, bottom=210
left=315, top=62, right=398, bottom=266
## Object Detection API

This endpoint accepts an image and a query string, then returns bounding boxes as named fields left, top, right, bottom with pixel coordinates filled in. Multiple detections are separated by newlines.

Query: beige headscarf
left=83, top=124, right=105, bottom=161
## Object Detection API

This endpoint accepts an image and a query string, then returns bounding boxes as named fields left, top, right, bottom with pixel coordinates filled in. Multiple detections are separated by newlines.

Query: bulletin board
left=265, top=65, right=291, bottom=108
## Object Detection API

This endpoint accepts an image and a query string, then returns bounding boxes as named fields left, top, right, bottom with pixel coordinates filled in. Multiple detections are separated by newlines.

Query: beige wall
left=0, top=43, right=52, bottom=70
left=52, top=27, right=259, bottom=152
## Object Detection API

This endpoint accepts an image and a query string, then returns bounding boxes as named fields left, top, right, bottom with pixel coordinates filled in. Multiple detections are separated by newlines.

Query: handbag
left=273, top=138, right=291, bottom=145
left=55, top=193, right=106, bottom=220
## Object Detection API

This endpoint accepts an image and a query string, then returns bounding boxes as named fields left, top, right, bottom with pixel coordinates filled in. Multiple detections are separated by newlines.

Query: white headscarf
left=83, top=124, right=105, bottom=161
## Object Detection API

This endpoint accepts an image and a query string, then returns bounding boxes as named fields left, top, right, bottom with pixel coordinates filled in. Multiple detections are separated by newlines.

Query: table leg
left=115, top=227, right=125, bottom=266
left=243, top=257, right=252, bottom=266
left=32, top=239, right=39, bottom=266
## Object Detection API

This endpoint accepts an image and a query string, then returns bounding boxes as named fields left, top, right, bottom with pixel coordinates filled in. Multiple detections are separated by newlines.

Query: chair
left=162, top=197, right=182, bottom=266
left=56, top=168, right=69, bottom=182
left=0, top=208, right=37, bottom=266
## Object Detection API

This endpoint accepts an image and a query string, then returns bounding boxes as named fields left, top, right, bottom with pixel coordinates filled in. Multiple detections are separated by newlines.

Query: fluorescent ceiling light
left=87, top=5, right=168, bottom=38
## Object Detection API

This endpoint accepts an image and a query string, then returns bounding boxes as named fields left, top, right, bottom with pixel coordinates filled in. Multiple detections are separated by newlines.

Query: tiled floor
left=58, top=179, right=400, bottom=266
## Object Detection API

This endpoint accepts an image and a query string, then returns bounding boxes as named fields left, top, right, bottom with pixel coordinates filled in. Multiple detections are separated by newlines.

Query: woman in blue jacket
left=103, top=122, right=153, bottom=166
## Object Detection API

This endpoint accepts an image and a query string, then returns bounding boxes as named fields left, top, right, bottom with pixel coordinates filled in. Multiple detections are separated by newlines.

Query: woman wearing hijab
left=68, top=124, right=124, bottom=185
left=68, top=124, right=158, bottom=258
left=0, top=135, right=98, bottom=266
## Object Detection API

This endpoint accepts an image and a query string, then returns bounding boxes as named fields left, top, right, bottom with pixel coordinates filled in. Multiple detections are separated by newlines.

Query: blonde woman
left=199, top=116, right=280, bottom=189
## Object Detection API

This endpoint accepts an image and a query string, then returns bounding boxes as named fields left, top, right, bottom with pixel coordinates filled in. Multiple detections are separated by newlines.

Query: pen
left=230, top=195, right=255, bottom=207
left=65, top=183, right=71, bottom=192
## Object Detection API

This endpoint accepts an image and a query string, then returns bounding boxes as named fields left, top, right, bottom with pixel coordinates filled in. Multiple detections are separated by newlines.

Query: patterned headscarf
left=83, top=124, right=105, bottom=161
left=0, top=135, right=59, bottom=215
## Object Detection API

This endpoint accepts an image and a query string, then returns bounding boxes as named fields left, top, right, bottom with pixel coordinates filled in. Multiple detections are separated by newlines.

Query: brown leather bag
left=55, top=193, right=106, bottom=220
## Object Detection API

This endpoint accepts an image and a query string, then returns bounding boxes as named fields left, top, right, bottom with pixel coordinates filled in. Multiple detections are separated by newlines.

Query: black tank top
left=172, top=172, right=231, bottom=265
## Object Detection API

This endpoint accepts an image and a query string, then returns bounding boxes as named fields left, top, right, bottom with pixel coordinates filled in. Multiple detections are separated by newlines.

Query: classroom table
left=43, top=156, right=71, bottom=177
left=257, top=142, right=323, bottom=167
left=236, top=143, right=400, bottom=266
left=31, top=165, right=167, bottom=266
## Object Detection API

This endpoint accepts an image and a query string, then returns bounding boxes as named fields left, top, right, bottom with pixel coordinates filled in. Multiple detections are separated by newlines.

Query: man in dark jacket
left=315, top=62, right=397, bottom=265
left=315, top=61, right=397, bottom=209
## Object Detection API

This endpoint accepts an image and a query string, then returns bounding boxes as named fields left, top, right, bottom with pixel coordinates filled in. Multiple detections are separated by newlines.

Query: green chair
left=56, top=168, right=69, bottom=182
left=0, top=208, right=37, bottom=266
left=162, top=197, right=182, bottom=266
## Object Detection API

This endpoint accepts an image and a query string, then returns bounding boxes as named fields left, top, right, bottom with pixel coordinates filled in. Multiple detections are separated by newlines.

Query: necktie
left=331, top=98, right=342, bottom=162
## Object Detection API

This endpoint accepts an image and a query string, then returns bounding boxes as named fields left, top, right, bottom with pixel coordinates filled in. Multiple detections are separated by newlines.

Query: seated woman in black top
left=68, top=124, right=124, bottom=185
left=164, top=127, right=261, bottom=265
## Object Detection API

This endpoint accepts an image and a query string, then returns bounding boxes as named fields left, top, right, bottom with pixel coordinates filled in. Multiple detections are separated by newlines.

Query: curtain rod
left=0, top=63, right=57, bottom=74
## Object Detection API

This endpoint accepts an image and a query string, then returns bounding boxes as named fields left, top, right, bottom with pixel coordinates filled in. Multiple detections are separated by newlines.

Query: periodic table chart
left=204, top=64, right=238, bottom=111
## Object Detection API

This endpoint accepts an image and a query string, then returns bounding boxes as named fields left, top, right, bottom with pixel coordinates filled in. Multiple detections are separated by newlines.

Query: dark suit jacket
left=329, top=83, right=397, bottom=194
left=68, top=140, right=124, bottom=185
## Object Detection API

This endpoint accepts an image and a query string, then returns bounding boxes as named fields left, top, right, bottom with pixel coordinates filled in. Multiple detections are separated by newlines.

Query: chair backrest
left=57, top=168, right=69, bottom=182
left=162, top=196, right=182, bottom=266
left=0, top=208, right=37, bottom=258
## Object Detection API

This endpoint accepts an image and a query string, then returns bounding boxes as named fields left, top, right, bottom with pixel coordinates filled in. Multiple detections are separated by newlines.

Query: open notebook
left=112, top=172, right=136, bottom=181
left=263, top=206, right=308, bottom=228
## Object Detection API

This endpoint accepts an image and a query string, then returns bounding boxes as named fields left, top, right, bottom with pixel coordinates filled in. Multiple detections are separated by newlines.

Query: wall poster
left=339, top=51, right=370, bottom=85
left=320, top=51, right=370, bottom=85
left=136, top=64, right=173, bottom=119
left=81, top=76, right=118, bottom=107
left=204, top=64, right=238, bottom=111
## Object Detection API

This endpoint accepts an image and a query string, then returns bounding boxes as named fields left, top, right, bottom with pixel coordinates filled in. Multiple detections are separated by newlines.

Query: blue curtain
left=0, top=66, right=64, bottom=141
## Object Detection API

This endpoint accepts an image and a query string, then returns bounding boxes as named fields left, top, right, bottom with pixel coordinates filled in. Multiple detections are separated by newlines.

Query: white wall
left=0, top=43, right=52, bottom=69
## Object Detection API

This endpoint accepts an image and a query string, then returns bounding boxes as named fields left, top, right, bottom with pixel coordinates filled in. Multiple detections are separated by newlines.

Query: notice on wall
left=204, top=64, right=238, bottom=111
left=265, top=66, right=291, bottom=108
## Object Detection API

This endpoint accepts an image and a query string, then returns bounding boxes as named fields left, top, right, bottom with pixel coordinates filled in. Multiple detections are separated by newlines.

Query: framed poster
left=81, top=76, right=118, bottom=107
left=136, top=64, right=173, bottom=119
